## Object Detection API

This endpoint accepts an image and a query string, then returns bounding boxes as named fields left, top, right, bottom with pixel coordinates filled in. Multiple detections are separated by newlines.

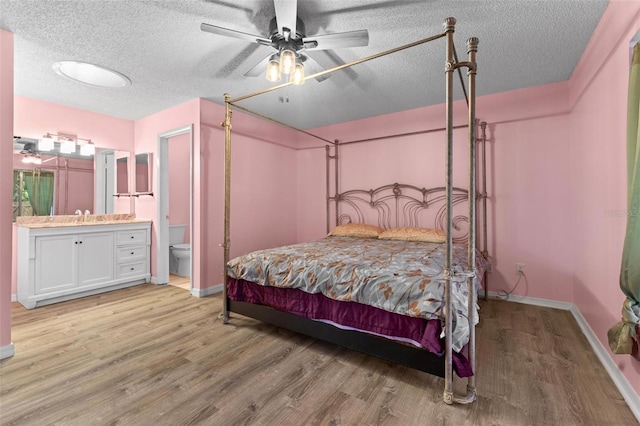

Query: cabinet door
left=35, top=234, right=78, bottom=295
left=78, top=232, right=115, bottom=287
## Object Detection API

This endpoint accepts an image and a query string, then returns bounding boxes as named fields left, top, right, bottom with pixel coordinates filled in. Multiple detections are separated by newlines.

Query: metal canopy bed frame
left=220, top=17, right=488, bottom=405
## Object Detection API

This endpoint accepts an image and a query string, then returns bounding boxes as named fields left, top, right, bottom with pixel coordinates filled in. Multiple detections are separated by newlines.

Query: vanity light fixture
left=41, top=132, right=95, bottom=156
left=60, top=139, right=76, bottom=154
left=52, top=61, right=131, bottom=88
left=80, top=140, right=95, bottom=156
left=38, top=136, right=54, bottom=151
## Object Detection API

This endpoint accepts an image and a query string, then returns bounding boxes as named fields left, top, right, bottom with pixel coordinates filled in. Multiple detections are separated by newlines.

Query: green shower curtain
left=22, top=170, right=54, bottom=216
left=608, top=42, right=640, bottom=358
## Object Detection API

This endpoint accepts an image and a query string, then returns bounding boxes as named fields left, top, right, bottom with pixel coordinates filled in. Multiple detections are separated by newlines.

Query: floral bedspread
left=227, top=236, right=488, bottom=351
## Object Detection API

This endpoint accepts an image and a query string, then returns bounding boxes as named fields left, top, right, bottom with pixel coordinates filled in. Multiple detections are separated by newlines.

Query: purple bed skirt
left=227, top=278, right=473, bottom=377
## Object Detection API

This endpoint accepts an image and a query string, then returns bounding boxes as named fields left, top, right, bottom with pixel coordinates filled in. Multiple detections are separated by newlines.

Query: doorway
left=156, top=125, right=194, bottom=292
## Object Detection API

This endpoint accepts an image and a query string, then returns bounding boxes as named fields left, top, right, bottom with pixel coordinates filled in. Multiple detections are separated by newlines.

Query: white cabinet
left=17, top=222, right=151, bottom=309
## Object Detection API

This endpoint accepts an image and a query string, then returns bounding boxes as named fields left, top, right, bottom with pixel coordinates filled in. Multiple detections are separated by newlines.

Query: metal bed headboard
left=329, top=182, right=474, bottom=243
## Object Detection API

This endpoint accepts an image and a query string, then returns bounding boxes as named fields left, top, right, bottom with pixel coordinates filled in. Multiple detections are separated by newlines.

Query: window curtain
left=608, top=42, right=640, bottom=359
left=22, top=170, right=54, bottom=216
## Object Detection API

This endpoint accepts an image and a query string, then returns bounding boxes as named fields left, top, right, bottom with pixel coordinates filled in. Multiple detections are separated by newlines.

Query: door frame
left=94, top=149, right=115, bottom=214
left=156, top=124, right=194, bottom=289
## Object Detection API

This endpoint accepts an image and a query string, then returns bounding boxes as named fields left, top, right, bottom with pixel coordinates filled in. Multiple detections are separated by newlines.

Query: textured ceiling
left=0, top=0, right=608, bottom=129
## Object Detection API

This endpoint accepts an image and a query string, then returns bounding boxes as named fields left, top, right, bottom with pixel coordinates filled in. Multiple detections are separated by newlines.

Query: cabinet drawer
left=116, top=245, right=147, bottom=263
left=117, top=261, right=147, bottom=278
left=116, top=229, right=147, bottom=246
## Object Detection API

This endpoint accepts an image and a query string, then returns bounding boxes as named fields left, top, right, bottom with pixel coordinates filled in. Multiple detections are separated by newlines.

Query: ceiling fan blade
left=302, top=30, right=369, bottom=51
left=244, top=54, right=272, bottom=77
left=301, top=54, right=330, bottom=82
left=273, top=0, right=297, bottom=37
left=201, top=23, right=272, bottom=46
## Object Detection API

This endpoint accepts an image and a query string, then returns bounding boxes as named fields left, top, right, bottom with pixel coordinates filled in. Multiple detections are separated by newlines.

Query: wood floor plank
left=0, top=284, right=637, bottom=425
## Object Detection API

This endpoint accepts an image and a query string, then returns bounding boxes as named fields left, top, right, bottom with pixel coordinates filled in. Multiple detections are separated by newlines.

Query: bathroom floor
left=168, top=273, right=190, bottom=291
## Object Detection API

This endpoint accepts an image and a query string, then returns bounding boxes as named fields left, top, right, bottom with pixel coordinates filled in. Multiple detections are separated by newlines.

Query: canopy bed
left=220, top=17, right=488, bottom=405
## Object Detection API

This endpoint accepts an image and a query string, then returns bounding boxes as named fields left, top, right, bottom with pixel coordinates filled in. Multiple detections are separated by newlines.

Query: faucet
left=84, top=210, right=90, bottom=216
left=75, top=209, right=82, bottom=215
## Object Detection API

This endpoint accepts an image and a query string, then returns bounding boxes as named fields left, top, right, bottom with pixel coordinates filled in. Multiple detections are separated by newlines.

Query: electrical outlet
left=516, top=263, right=525, bottom=275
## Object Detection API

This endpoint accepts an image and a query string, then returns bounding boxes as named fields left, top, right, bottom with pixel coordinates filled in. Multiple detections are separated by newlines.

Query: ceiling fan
left=201, top=0, right=369, bottom=84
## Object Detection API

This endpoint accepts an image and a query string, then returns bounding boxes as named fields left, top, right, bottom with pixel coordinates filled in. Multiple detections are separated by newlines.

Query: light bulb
left=266, top=57, right=281, bottom=82
left=279, top=49, right=295, bottom=74
left=291, top=63, right=305, bottom=85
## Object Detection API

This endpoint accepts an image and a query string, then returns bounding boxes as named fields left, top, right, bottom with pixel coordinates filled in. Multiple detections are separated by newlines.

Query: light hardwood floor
left=169, top=273, right=191, bottom=291
left=0, top=284, right=637, bottom=425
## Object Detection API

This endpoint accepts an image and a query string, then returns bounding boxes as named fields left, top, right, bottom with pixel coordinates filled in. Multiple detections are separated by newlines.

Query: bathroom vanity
left=16, top=217, right=151, bottom=309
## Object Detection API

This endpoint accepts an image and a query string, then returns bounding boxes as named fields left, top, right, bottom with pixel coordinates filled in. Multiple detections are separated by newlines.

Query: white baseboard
left=150, top=276, right=164, bottom=285
left=0, top=342, right=15, bottom=360
left=191, top=283, right=223, bottom=298
left=480, top=290, right=640, bottom=422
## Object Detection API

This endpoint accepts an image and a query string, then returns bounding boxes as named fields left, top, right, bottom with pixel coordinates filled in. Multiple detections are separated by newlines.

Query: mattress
left=227, top=236, right=488, bottom=352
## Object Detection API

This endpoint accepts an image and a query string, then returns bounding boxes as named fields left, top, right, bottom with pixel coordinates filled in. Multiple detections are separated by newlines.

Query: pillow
left=378, top=227, right=446, bottom=243
left=328, top=223, right=383, bottom=238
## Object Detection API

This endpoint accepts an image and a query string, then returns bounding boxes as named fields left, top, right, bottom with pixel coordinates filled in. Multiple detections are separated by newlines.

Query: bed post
left=480, top=121, right=489, bottom=300
left=443, top=16, right=456, bottom=406
left=457, top=36, right=479, bottom=405
left=325, top=142, right=340, bottom=232
left=222, top=94, right=232, bottom=323
left=326, top=146, right=331, bottom=233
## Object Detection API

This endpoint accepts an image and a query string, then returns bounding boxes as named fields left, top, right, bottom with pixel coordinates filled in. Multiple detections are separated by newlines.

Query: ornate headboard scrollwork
left=331, top=182, right=476, bottom=243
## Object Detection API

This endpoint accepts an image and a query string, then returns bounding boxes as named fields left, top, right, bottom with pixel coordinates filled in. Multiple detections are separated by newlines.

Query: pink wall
left=199, top=99, right=298, bottom=288
left=168, top=133, right=190, bottom=242
left=1, top=29, right=14, bottom=355
left=568, top=0, right=640, bottom=397
left=133, top=98, right=200, bottom=285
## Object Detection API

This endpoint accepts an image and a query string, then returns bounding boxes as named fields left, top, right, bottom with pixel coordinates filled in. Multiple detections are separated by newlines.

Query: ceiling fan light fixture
left=266, top=56, right=281, bottom=82
left=279, top=48, right=296, bottom=74
left=291, top=63, right=305, bottom=85
left=22, top=152, right=41, bottom=165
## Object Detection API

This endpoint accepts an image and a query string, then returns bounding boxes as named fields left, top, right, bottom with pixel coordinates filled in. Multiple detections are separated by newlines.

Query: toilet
left=169, top=224, right=190, bottom=277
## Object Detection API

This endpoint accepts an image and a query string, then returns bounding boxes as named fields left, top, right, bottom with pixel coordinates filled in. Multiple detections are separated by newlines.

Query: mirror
left=135, top=153, right=152, bottom=194
left=116, top=155, right=129, bottom=194
left=12, top=137, right=132, bottom=217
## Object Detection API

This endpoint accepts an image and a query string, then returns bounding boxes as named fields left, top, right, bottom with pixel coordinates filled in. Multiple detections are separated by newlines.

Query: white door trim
left=156, top=125, right=194, bottom=289
left=94, top=150, right=115, bottom=214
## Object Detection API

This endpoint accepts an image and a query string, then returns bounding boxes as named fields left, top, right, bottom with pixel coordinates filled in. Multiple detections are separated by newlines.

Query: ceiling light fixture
left=266, top=50, right=304, bottom=84
left=19, top=143, right=42, bottom=165
left=22, top=152, right=42, bottom=165
left=52, top=61, right=131, bottom=88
